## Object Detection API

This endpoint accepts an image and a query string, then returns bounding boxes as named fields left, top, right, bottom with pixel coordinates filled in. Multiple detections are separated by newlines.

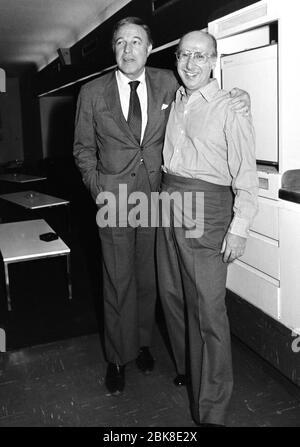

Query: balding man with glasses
left=158, top=31, right=258, bottom=426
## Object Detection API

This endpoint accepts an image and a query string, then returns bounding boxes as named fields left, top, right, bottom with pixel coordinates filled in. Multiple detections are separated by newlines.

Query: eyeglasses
left=175, top=50, right=214, bottom=65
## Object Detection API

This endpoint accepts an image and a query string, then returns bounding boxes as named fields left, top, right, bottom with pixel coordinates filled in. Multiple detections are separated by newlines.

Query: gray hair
left=111, top=16, right=153, bottom=49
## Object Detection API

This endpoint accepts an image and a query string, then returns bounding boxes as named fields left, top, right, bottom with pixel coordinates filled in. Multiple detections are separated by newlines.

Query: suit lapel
left=103, top=70, right=138, bottom=145
left=142, top=68, right=163, bottom=145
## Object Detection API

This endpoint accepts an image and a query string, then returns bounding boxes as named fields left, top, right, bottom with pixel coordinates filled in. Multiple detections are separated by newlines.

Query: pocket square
left=161, top=103, right=169, bottom=110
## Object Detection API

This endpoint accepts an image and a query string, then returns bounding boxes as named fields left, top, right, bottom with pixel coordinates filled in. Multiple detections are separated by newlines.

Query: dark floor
left=1, top=323, right=300, bottom=427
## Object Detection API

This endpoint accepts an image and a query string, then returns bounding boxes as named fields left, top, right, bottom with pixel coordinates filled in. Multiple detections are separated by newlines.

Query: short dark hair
left=111, top=16, right=153, bottom=48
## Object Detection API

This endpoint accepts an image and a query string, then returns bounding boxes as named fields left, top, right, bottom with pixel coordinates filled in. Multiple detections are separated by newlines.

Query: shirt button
left=131, top=173, right=136, bottom=177
left=140, top=158, right=144, bottom=163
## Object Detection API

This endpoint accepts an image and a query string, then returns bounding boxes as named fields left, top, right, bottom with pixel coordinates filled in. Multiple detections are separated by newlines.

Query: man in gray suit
left=74, top=17, right=178, bottom=394
left=73, top=17, right=249, bottom=395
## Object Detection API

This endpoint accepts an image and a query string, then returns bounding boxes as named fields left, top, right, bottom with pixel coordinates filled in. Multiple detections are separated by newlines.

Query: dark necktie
left=127, top=81, right=142, bottom=144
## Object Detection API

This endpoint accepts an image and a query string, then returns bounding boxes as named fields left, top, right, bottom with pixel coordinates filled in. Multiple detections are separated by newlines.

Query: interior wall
left=39, top=96, right=76, bottom=160
left=19, top=65, right=43, bottom=164
left=0, top=77, right=23, bottom=164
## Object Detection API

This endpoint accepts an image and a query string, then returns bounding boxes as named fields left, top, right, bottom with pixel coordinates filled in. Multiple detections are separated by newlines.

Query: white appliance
left=221, top=43, right=281, bottom=323
left=221, top=44, right=278, bottom=165
left=209, top=0, right=300, bottom=338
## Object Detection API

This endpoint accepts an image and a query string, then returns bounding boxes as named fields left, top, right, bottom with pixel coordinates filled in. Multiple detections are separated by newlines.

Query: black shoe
left=136, top=347, right=154, bottom=374
left=105, top=363, right=125, bottom=394
left=173, top=374, right=186, bottom=387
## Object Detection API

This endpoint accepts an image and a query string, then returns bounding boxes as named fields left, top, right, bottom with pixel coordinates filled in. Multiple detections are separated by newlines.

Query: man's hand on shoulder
left=229, top=88, right=251, bottom=116
left=221, top=232, right=247, bottom=263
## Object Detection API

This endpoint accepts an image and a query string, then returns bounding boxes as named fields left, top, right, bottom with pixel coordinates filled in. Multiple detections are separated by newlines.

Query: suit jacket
left=73, top=67, right=179, bottom=201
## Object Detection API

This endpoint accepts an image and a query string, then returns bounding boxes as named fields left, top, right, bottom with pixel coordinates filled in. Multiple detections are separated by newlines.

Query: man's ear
left=147, top=44, right=153, bottom=56
left=211, top=57, right=217, bottom=71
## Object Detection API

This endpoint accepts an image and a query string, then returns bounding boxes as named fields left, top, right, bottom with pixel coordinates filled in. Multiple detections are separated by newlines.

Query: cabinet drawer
left=226, top=261, right=280, bottom=320
left=251, top=197, right=279, bottom=240
left=240, top=231, right=279, bottom=280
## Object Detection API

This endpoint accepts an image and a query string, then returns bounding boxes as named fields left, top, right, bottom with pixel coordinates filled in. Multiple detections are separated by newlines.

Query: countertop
left=279, top=170, right=300, bottom=204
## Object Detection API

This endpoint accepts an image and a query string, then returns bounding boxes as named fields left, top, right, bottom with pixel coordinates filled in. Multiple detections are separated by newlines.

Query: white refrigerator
left=221, top=44, right=278, bottom=165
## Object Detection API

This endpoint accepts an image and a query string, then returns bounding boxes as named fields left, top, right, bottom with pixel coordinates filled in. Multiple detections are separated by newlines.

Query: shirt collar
left=178, top=78, right=220, bottom=102
left=116, top=69, right=146, bottom=87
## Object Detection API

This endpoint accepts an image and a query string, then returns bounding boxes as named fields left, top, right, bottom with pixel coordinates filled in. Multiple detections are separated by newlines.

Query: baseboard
left=226, top=290, right=300, bottom=388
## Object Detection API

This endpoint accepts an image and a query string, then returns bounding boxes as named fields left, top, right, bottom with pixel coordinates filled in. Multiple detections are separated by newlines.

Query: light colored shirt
left=116, top=69, right=148, bottom=142
left=163, top=78, right=259, bottom=238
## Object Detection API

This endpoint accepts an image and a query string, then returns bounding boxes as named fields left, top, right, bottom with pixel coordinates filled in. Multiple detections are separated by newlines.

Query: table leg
left=4, top=263, right=12, bottom=311
left=0, top=328, right=6, bottom=352
left=66, top=203, right=71, bottom=236
left=66, top=254, right=72, bottom=300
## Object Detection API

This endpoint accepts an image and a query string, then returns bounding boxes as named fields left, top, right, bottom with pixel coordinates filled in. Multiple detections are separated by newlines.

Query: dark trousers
left=157, top=172, right=234, bottom=425
left=98, top=164, right=156, bottom=366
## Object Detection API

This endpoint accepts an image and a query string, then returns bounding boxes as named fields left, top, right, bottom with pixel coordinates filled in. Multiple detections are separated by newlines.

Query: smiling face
left=177, top=31, right=217, bottom=96
left=113, top=23, right=152, bottom=80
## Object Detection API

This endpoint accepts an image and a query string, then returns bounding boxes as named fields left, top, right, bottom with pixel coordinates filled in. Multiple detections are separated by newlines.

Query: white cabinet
left=279, top=201, right=300, bottom=330
left=226, top=195, right=281, bottom=320
left=227, top=261, right=280, bottom=319
left=210, top=0, right=300, bottom=331
left=250, top=196, right=279, bottom=240
left=239, top=231, right=279, bottom=280
left=221, top=44, right=278, bottom=164
left=210, top=0, right=300, bottom=172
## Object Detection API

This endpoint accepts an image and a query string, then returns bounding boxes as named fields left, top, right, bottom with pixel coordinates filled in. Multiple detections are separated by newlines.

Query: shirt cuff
left=228, top=216, right=250, bottom=239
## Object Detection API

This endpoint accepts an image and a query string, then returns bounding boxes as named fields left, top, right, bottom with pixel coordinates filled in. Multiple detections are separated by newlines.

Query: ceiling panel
left=0, top=0, right=130, bottom=71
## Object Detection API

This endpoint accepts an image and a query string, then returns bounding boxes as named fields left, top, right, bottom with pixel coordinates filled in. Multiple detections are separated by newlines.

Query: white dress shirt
left=163, top=79, right=259, bottom=238
left=116, top=69, right=148, bottom=142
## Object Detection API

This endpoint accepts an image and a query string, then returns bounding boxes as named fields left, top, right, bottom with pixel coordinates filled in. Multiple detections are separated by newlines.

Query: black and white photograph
left=0, top=0, right=300, bottom=433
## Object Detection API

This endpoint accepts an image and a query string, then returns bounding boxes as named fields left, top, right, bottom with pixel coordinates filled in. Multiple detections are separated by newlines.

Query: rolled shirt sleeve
left=225, top=110, right=259, bottom=238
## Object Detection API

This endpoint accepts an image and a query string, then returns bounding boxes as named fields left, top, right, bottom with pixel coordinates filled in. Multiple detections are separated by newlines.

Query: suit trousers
left=98, top=163, right=156, bottom=366
left=157, top=172, right=234, bottom=425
